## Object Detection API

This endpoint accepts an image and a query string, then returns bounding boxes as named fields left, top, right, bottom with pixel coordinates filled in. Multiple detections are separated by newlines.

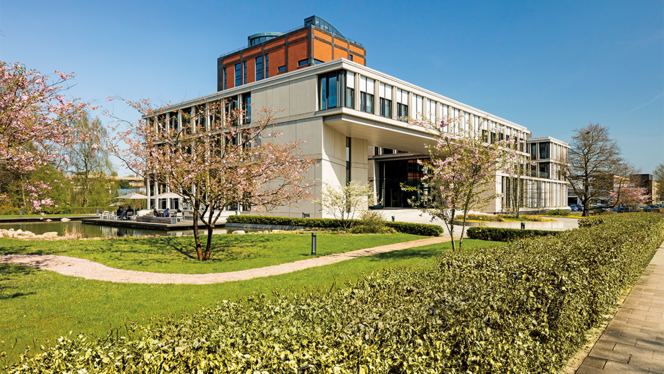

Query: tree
left=406, top=117, right=519, bottom=253
left=564, top=123, right=621, bottom=217
left=0, top=61, right=91, bottom=212
left=64, top=112, right=114, bottom=207
left=653, top=163, right=664, bottom=201
left=608, top=159, right=640, bottom=209
left=109, top=99, right=316, bottom=260
left=317, top=181, right=376, bottom=229
left=609, top=186, right=648, bottom=209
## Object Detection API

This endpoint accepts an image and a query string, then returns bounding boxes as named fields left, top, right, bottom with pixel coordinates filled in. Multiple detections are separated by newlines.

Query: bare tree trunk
left=204, top=224, right=214, bottom=260
left=192, top=207, right=204, bottom=260
left=448, top=208, right=456, bottom=253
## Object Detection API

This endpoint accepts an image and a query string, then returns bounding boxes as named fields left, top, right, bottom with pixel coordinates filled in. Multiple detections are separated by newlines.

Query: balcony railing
left=529, top=171, right=549, bottom=179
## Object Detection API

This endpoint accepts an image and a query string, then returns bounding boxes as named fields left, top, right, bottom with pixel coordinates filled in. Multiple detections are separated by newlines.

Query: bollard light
left=235, top=209, right=239, bottom=216
left=96, top=208, right=99, bottom=215
left=19, top=209, right=22, bottom=217
left=392, top=216, right=395, bottom=222
left=311, top=232, right=317, bottom=255
left=521, top=222, right=525, bottom=230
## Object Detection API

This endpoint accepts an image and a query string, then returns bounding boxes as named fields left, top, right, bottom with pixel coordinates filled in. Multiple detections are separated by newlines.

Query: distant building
left=630, top=174, right=660, bottom=204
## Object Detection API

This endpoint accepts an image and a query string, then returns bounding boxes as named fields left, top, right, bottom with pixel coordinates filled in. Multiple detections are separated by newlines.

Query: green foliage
left=465, top=214, right=547, bottom=222
left=547, top=209, right=571, bottom=216
left=7, top=214, right=662, bottom=372
left=226, top=215, right=444, bottom=236
left=467, top=226, right=558, bottom=241
left=349, top=211, right=395, bottom=234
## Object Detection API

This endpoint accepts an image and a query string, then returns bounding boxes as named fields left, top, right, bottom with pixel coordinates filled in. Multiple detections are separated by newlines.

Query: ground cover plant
left=4, top=214, right=662, bottom=372
left=0, top=233, right=420, bottom=274
left=0, top=239, right=497, bottom=367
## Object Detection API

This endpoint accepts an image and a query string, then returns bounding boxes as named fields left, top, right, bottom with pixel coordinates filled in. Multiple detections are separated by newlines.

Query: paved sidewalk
left=0, top=236, right=448, bottom=285
left=577, top=241, right=664, bottom=373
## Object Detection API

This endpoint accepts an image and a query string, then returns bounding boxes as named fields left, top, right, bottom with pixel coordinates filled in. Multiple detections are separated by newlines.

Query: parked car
left=569, top=205, right=579, bottom=212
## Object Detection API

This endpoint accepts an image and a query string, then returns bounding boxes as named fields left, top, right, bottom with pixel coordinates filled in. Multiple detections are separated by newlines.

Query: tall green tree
left=65, top=112, right=114, bottom=207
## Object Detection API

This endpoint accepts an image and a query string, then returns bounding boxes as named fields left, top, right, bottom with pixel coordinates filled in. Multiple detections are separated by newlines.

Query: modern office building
left=146, top=16, right=570, bottom=216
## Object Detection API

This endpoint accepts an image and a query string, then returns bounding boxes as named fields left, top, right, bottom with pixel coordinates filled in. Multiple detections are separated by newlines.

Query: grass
left=0, top=233, right=420, bottom=274
left=0, top=237, right=502, bottom=366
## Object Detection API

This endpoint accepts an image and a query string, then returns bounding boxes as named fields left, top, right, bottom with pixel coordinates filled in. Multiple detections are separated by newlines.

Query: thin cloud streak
left=622, top=93, right=664, bottom=116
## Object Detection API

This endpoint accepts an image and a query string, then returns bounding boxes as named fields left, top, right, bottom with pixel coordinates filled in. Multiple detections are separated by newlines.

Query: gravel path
left=0, top=236, right=448, bottom=285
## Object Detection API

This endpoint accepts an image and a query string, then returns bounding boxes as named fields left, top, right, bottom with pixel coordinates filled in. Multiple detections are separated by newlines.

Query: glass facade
left=376, top=159, right=428, bottom=208
left=242, top=93, right=251, bottom=124
left=243, top=61, right=247, bottom=84
left=318, top=70, right=355, bottom=111
left=223, top=67, right=227, bottom=90
left=255, top=56, right=263, bottom=81
left=235, top=63, right=241, bottom=87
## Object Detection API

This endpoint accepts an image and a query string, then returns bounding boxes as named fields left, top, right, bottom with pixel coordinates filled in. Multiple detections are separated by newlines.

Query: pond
left=0, top=221, right=228, bottom=239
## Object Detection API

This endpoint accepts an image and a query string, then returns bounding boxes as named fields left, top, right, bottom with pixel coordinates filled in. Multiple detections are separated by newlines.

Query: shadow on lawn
left=365, top=247, right=442, bottom=262
left=0, top=264, right=37, bottom=300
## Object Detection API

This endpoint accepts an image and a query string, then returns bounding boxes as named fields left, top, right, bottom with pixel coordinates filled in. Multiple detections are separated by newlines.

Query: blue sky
left=2, top=0, right=662, bottom=174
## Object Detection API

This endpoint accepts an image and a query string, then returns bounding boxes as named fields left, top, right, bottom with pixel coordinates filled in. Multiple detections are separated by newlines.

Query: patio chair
left=102, top=211, right=110, bottom=220
left=127, top=211, right=133, bottom=221
left=110, top=212, right=117, bottom=220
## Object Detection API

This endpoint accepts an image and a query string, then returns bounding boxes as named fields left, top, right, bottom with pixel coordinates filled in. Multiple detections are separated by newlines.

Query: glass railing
left=529, top=171, right=549, bottom=179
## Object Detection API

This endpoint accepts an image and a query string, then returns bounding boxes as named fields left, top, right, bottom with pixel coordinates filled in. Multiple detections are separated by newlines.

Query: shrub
left=547, top=209, right=571, bottom=216
left=9, top=214, right=663, bottom=372
left=465, top=214, right=504, bottom=222
left=226, top=215, right=443, bottom=236
left=349, top=211, right=394, bottom=234
left=467, top=226, right=558, bottom=241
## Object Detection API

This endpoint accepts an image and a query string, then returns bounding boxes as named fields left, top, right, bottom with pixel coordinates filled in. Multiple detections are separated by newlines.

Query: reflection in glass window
left=298, top=59, right=308, bottom=67
left=345, top=71, right=355, bottom=109
left=235, top=63, right=241, bottom=87
left=255, top=56, right=263, bottom=81
left=278, top=65, right=286, bottom=73
left=396, top=89, right=408, bottom=121
left=360, top=76, right=374, bottom=113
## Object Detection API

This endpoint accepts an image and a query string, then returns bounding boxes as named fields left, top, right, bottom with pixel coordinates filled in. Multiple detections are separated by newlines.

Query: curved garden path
left=0, top=236, right=448, bottom=285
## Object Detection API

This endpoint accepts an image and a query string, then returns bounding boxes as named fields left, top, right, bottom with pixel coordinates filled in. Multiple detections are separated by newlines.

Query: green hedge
left=226, top=215, right=444, bottom=236
left=0, top=206, right=109, bottom=215
left=467, top=226, right=558, bottom=241
left=8, top=214, right=663, bottom=372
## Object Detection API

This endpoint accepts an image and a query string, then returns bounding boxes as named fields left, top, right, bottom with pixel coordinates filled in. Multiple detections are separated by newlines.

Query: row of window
left=317, top=70, right=527, bottom=148
left=151, top=93, right=252, bottom=132
left=225, top=54, right=286, bottom=90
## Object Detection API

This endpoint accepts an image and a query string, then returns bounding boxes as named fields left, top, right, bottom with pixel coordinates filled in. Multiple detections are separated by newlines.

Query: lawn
left=0, top=237, right=502, bottom=366
left=0, top=233, right=420, bottom=274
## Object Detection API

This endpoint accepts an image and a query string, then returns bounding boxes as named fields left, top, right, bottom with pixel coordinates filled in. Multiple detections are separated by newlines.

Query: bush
left=10, top=214, right=663, bottom=372
left=547, top=209, right=571, bottom=216
left=467, top=226, right=558, bottom=241
left=226, top=215, right=443, bottom=236
left=465, top=214, right=504, bottom=222
left=349, top=211, right=395, bottom=234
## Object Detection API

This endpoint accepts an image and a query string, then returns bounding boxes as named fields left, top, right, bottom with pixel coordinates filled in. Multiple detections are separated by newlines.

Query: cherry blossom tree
left=108, top=99, right=316, bottom=260
left=406, top=116, right=519, bottom=252
left=0, top=61, right=91, bottom=212
left=609, top=186, right=648, bottom=210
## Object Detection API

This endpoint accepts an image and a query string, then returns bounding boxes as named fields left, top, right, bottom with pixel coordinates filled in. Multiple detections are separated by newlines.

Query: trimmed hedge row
left=0, top=206, right=109, bottom=215
left=8, top=214, right=663, bottom=372
left=226, top=215, right=444, bottom=236
left=467, top=226, right=558, bottom=241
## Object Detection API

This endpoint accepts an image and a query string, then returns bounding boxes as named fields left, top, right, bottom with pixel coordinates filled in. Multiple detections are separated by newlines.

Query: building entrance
left=376, top=159, right=429, bottom=208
